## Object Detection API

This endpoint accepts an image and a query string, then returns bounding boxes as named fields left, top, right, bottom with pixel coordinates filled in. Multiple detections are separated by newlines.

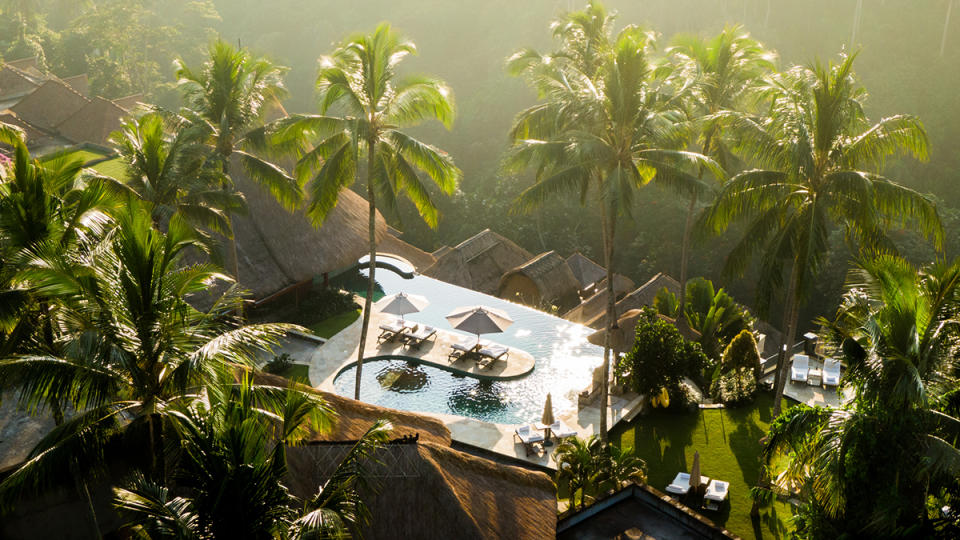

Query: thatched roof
left=56, top=97, right=128, bottom=145
left=558, top=482, right=739, bottom=540
left=583, top=273, right=681, bottom=329
left=498, top=250, right=581, bottom=309
left=423, top=229, right=532, bottom=295
left=5, top=57, right=41, bottom=76
left=432, top=245, right=452, bottom=258
left=566, top=252, right=606, bottom=289
left=10, top=79, right=90, bottom=131
left=60, top=74, right=88, bottom=97
left=111, top=94, right=143, bottom=112
left=563, top=273, right=638, bottom=326
left=286, top=440, right=556, bottom=540
left=377, top=232, right=437, bottom=271
left=0, top=65, right=40, bottom=101
left=588, top=308, right=701, bottom=348
left=230, top=158, right=387, bottom=300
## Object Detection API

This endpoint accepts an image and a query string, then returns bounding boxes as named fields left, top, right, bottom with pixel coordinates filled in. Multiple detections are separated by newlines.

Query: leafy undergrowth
left=610, top=393, right=794, bottom=540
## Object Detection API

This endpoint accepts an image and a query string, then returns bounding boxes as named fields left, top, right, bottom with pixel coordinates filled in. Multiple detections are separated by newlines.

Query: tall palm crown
left=506, top=1, right=719, bottom=439
left=175, top=40, right=301, bottom=282
left=668, top=26, right=776, bottom=306
left=306, top=23, right=460, bottom=400
left=700, top=53, right=941, bottom=415
left=109, top=113, right=241, bottom=241
left=763, top=255, right=960, bottom=535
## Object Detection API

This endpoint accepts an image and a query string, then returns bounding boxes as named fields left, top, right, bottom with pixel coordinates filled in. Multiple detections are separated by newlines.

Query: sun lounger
left=448, top=337, right=478, bottom=362
left=378, top=319, right=413, bottom=344
left=477, top=345, right=509, bottom=368
left=703, top=479, right=730, bottom=510
left=791, top=354, right=810, bottom=383
left=549, top=421, right=577, bottom=441
left=822, top=358, right=841, bottom=386
left=402, top=325, right=436, bottom=349
left=665, top=472, right=710, bottom=496
left=514, top=425, right=545, bottom=456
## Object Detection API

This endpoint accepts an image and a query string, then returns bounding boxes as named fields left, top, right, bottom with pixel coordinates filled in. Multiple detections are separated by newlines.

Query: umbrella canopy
left=445, top=305, right=513, bottom=342
left=541, top=393, right=555, bottom=426
left=690, top=451, right=702, bottom=492
left=376, top=292, right=430, bottom=321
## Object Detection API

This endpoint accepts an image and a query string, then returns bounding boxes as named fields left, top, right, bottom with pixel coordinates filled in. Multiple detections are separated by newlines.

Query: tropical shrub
left=711, top=367, right=757, bottom=406
left=654, top=278, right=753, bottom=362
left=555, top=435, right=646, bottom=511
left=263, top=353, right=294, bottom=375
left=616, top=307, right=707, bottom=406
left=720, top=329, right=761, bottom=376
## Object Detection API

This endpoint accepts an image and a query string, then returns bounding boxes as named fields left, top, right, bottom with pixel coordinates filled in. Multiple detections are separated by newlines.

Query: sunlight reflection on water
left=332, top=266, right=604, bottom=424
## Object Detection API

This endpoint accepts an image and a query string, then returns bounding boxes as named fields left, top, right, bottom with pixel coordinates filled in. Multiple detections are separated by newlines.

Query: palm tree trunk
left=355, top=139, right=377, bottom=401
left=771, top=259, right=800, bottom=418
left=599, top=204, right=617, bottom=442
left=148, top=413, right=166, bottom=483
left=679, top=193, right=697, bottom=309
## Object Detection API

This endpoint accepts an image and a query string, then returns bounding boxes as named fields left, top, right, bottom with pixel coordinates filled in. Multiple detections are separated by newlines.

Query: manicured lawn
left=89, top=157, right=126, bottom=179
left=610, top=393, right=793, bottom=540
left=309, top=308, right=361, bottom=339
left=271, top=362, right=311, bottom=383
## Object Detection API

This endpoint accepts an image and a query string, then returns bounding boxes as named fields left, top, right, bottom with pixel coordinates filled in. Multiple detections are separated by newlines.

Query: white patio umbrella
left=375, top=292, right=430, bottom=322
left=445, top=305, right=513, bottom=346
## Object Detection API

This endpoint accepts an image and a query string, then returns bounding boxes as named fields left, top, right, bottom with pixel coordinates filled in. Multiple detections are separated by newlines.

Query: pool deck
left=311, top=310, right=535, bottom=391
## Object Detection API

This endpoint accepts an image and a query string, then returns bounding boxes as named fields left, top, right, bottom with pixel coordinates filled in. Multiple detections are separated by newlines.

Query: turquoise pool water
left=332, top=265, right=604, bottom=424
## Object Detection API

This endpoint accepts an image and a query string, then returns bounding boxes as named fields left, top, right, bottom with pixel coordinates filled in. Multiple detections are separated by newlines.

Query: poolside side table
left=534, top=422, right=553, bottom=446
left=807, top=368, right=822, bottom=387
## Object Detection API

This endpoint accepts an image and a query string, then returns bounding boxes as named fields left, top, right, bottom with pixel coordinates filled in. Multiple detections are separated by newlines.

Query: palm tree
left=305, top=23, right=460, bottom=400
left=174, top=39, right=302, bottom=280
left=762, top=255, right=960, bottom=536
left=108, top=112, right=243, bottom=256
left=0, top=200, right=295, bottom=509
left=506, top=1, right=720, bottom=440
left=699, top=52, right=941, bottom=417
left=600, top=442, right=646, bottom=491
left=114, top=377, right=392, bottom=539
left=667, top=25, right=776, bottom=307
left=555, top=435, right=604, bottom=511
left=0, top=141, right=117, bottom=422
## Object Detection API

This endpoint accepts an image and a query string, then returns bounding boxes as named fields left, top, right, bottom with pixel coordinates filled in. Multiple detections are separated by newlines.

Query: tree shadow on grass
left=752, top=503, right=791, bottom=540
left=618, top=410, right=700, bottom=488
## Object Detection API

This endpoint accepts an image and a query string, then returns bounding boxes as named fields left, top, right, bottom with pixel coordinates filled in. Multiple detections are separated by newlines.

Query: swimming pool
left=332, top=265, right=604, bottom=424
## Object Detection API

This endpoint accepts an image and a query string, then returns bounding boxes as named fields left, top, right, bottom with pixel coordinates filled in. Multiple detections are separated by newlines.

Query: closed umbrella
left=690, top=451, right=702, bottom=494
left=375, top=292, right=429, bottom=322
left=542, top=393, right=555, bottom=446
left=445, top=305, right=513, bottom=347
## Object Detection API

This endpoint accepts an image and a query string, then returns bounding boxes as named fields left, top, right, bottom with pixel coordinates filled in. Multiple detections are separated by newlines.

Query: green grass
left=308, top=308, right=361, bottom=339
left=271, top=363, right=311, bottom=383
left=610, top=393, right=793, bottom=540
left=89, top=157, right=126, bottom=179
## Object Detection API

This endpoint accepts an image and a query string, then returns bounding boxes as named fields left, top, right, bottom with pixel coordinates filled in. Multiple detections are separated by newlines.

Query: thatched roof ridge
left=56, top=96, right=128, bottom=145
left=566, top=252, right=606, bottom=289
left=423, top=229, right=532, bottom=295
left=378, top=232, right=437, bottom=271
left=10, top=79, right=90, bottom=130
left=0, top=65, right=40, bottom=101
left=5, top=57, right=41, bottom=76
left=230, top=158, right=387, bottom=300
left=432, top=245, right=452, bottom=258
left=498, top=250, right=580, bottom=309
left=285, top=440, right=556, bottom=540
left=60, top=74, right=88, bottom=96
left=563, top=274, right=637, bottom=326
left=112, top=94, right=143, bottom=112
left=581, top=272, right=680, bottom=329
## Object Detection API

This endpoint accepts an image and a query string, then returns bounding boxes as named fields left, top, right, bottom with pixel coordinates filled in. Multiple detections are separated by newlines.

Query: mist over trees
left=3, top=0, right=958, bottom=327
